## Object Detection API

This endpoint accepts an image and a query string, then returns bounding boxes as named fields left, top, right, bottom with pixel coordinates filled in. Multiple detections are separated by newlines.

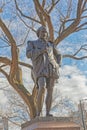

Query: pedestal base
left=21, top=117, right=80, bottom=130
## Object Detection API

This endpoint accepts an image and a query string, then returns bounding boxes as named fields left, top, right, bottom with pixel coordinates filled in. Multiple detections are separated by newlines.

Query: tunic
left=26, top=39, right=61, bottom=83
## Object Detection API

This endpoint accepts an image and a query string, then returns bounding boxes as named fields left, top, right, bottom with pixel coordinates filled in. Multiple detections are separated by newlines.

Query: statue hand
left=46, top=46, right=53, bottom=55
left=41, top=48, right=47, bottom=54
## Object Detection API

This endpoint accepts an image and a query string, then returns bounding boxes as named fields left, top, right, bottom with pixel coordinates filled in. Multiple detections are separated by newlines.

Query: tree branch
left=33, top=0, right=54, bottom=41
left=0, top=65, right=36, bottom=118
left=63, top=44, right=87, bottom=60
left=19, top=61, right=33, bottom=69
left=42, top=0, right=46, bottom=8
left=0, top=57, right=11, bottom=65
left=54, top=0, right=85, bottom=44
left=17, top=13, right=36, bottom=33
left=75, top=22, right=87, bottom=32
left=0, top=18, right=18, bottom=80
left=0, top=68, right=9, bottom=80
left=33, top=0, right=46, bottom=26
left=0, top=57, right=33, bottom=69
left=48, top=0, right=60, bottom=14
left=63, top=54, right=87, bottom=60
left=14, top=0, right=41, bottom=24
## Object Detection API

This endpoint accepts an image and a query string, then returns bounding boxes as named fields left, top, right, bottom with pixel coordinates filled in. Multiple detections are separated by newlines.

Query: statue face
left=39, top=29, right=48, bottom=40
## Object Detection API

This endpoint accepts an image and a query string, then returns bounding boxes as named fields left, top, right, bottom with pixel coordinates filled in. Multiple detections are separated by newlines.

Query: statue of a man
left=26, top=26, right=62, bottom=117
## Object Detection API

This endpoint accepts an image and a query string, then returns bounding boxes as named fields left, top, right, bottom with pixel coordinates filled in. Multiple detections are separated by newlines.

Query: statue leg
left=46, top=78, right=55, bottom=116
left=36, top=77, right=46, bottom=116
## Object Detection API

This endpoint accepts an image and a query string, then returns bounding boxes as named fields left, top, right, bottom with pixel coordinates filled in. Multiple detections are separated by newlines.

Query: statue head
left=37, top=26, right=48, bottom=40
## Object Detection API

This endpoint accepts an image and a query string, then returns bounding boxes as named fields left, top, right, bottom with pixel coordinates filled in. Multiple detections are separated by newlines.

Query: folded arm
left=26, top=41, right=46, bottom=59
left=53, top=45, right=62, bottom=67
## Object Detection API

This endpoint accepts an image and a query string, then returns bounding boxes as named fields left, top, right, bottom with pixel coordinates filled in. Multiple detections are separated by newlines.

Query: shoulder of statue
left=27, top=40, right=36, bottom=43
left=27, top=40, right=38, bottom=45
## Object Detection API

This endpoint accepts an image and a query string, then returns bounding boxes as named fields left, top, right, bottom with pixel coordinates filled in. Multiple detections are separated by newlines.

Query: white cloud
left=58, top=41, right=79, bottom=55
left=0, top=91, right=8, bottom=104
left=22, top=66, right=34, bottom=93
left=55, top=65, right=87, bottom=102
left=82, top=34, right=87, bottom=39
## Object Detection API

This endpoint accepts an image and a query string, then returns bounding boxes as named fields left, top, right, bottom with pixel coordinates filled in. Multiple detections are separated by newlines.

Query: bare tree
left=0, top=0, right=87, bottom=119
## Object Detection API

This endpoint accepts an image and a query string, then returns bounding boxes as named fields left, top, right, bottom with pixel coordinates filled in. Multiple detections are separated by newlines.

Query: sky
left=0, top=0, right=87, bottom=103
left=0, top=0, right=87, bottom=128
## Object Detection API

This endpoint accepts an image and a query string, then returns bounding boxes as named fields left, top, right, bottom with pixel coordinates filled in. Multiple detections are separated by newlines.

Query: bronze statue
left=26, top=26, right=61, bottom=117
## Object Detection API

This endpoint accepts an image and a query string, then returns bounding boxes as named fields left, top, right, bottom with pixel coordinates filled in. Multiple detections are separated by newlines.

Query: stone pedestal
left=21, top=117, right=80, bottom=130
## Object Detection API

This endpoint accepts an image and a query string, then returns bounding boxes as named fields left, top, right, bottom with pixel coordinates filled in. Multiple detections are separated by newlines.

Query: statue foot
left=46, top=113, right=53, bottom=117
left=36, top=112, right=40, bottom=117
